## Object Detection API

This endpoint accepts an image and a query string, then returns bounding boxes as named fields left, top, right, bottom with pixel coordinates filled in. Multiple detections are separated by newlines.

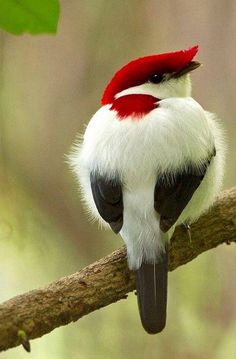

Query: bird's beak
left=172, top=61, right=202, bottom=78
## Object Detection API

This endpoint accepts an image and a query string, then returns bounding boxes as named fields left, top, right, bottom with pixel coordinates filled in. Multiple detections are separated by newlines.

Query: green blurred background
left=0, top=1, right=236, bottom=358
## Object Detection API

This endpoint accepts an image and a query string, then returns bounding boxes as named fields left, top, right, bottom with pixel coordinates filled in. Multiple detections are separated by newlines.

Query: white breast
left=70, top=97, right=225, bottom=269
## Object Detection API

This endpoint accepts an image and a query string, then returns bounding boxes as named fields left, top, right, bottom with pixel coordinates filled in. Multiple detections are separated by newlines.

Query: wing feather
left=154, top=156, right=214, bottom=232
left=90, top=174, right=123, bottom=233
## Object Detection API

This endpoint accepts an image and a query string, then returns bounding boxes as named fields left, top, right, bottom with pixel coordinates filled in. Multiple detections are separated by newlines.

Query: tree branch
left=0, top=187, right=236, bottom=352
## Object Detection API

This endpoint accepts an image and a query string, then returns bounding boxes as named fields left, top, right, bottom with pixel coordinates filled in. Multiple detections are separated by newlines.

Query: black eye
left=148, top=73, right=164, bottom=84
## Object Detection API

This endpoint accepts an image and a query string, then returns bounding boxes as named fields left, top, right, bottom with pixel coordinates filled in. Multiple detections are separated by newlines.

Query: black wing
left=90, top=173, right=123, bottom=233
left=154, top=155, right=215, bottom=233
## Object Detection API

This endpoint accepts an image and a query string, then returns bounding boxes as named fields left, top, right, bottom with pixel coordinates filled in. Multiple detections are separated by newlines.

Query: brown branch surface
left=0, top=187, right=236, bottom=352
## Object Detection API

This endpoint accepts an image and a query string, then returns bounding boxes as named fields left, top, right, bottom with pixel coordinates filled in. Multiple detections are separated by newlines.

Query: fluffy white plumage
left=70, top=74, right=225, bottom=269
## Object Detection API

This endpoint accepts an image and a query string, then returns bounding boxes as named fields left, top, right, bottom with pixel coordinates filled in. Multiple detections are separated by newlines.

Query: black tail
left=135, top=252, right=168, bottom=334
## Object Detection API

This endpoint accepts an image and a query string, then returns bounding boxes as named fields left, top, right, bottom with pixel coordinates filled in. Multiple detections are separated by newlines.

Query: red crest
left=102, top=46, right=199, bottom=105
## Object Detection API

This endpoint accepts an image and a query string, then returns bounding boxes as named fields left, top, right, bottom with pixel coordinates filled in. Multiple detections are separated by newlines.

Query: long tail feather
left=135, top=252, right=168, bottom=334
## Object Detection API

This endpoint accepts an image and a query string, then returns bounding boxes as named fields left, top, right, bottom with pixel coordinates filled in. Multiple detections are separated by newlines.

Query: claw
left=183, top=223, right=192, bottom=243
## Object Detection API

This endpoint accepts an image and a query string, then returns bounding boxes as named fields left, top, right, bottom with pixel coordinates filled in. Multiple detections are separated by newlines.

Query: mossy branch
left=0, top=187, right=235, bottom=352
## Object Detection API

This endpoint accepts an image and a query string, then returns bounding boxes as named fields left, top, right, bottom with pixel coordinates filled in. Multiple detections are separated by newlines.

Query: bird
left=69, top=45, right=225, bottom=334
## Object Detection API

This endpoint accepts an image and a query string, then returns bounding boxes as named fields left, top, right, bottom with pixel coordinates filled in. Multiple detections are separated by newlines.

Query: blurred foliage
left=0, top=0, right=60, bottom=34
left=0, top=0, right=236, bottom=358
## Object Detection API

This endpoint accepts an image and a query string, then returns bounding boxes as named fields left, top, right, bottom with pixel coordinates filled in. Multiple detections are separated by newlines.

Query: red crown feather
left=102, top=45, right=199, bottom=105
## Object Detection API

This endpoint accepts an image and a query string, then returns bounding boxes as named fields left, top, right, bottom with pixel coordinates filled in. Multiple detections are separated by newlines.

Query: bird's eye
left=148, top=73, right=164, bottom=84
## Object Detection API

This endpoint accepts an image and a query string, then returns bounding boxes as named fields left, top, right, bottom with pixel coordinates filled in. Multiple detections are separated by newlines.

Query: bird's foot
left=183, top=222, right=192, bottom=244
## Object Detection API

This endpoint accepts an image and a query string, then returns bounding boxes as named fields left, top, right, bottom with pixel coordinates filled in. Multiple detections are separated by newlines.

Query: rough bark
left=0, top=187, right=235, bottom=352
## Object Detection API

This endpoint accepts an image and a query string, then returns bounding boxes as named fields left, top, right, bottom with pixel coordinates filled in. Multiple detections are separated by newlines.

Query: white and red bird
left=70, top=46, right=225, bottom=334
